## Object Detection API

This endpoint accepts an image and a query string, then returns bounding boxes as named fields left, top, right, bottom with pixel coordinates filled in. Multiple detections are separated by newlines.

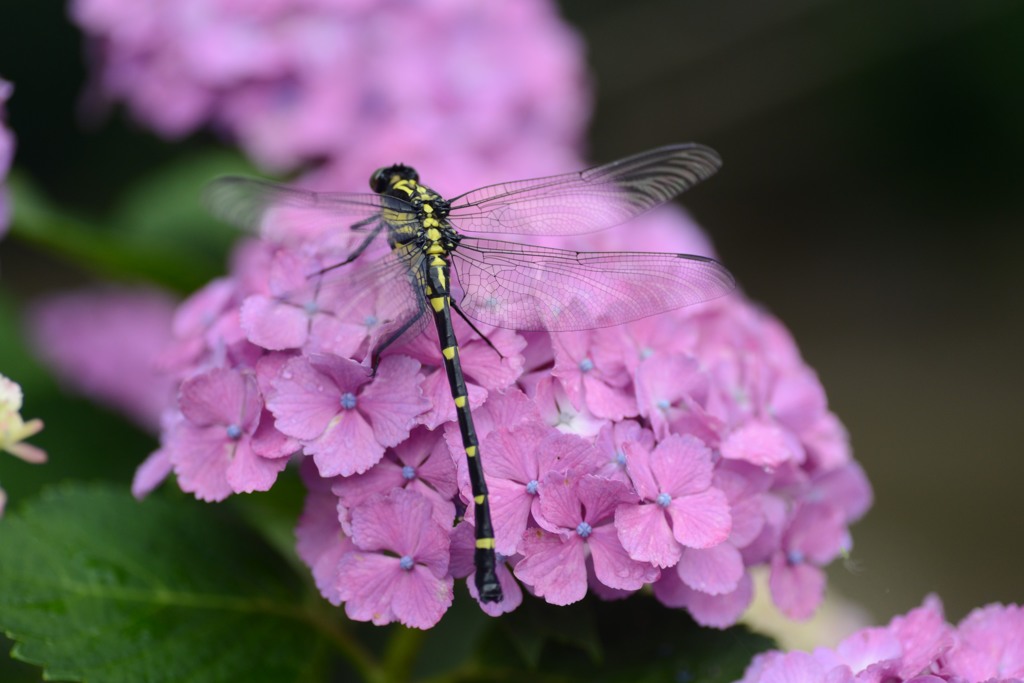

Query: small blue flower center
left=656, top=398, right=671, bottom=411
left=640, top=347, right=654, bottom=360
left=225, top=424, right=242, bottom=440
left=401, top=465, right=416, bottom=481
left=340, top=392, right=358, bottom=410
left=576, top=521, right=593, bottom=538
left=656, top=492, right=672, bottom=508
left=579, top=357, right=594, bottom=372
left=303, top=300, right=319, bottom=315
left=364, top=314, right=378, bottom=326
left=787, top=549, right=805, bottom=565
left=615, top=450, right=627, bottom=466
left=399, top=555, right=415, bottom=571
left=525, top=479, right=539, bottom=495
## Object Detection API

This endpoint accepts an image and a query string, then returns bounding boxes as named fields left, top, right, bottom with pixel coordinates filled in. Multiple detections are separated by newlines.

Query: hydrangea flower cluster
left=132, top=191, right=871, bottom=628
left=737, top=596, right=1024, bottom=683
left=0, top=373, right=47, bottom=516
left=63, top=0, right=871, bottom=632
left=0, top=78, right=14, bottom=236
left=70, top=0, right=588, bottom=180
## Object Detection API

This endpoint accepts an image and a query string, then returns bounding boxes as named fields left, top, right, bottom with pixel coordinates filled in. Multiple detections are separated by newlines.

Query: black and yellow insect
left=207, top=144, right=735, bottom=603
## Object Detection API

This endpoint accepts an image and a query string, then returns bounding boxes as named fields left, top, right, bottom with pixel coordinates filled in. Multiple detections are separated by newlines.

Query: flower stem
left=381, top=625, right=426, bottom=682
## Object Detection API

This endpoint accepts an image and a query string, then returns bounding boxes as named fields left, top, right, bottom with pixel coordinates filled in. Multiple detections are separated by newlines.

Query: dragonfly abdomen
left=424, top=256, right=503, bottom=603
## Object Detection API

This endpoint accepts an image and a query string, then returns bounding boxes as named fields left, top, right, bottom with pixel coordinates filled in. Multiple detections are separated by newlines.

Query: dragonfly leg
left=369, top=313, right=423, bottom=376
left=311, top=222, right=384, bottom=277
left=450, top=300, right=505, bottom=360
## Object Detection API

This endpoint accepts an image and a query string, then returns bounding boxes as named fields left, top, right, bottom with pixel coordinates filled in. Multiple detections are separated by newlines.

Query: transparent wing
left=299, top=246, right=430, bottom=354
left=204, top=175, right=417, bottom=240
left=450, top=238, right=735, bottom=331
left=446, top=144, right=721, bottom=237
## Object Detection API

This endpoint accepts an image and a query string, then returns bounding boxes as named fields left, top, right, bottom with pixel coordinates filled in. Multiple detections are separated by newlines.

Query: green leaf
left=7, top=149, right=258, bottom=292
left=472, top=595, right=774, bottom=683
left=0, top=484, right=351, bottom=683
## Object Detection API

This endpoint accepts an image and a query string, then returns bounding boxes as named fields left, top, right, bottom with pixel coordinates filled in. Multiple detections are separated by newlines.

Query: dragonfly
left=206, top=144, right=735, bottom=604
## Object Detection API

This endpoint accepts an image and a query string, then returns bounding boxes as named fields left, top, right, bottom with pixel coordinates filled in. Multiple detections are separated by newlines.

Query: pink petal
left=132, top=447, right=172, bottom=499
left=535, top=469, right=582, bottom=532
left=650, top=434, right=714, bottom=497
left=887, top=595, right=954, bottom=679
left=459, top=328, right=526, bottom=391
left=167, top=424, right=233, bottom=502
left=482, top=424, right=545, bottom=482
left=309, top=353, right=371, bottom=393
left=308, top=411, right=384, bottom=477
left=583, top=373, right=637, bottom=421
left=240, top=295, right=309, bottom=350
left=945, top=603, right=1024, bottom=680
left=676, top=543, right=744, bottom=595
left=226, top=438, right=287, bottom=494
left=488, top=477, right=537, bottom=556
left=180, top=367, right=259, bottom=428
left=359, top=355, right=429, bottom=446
left=769, top=551, right=826, bottom=619
left=622, top=441, right=659, bottom=501
left=667, top=487, right=732, bottom=549
left=349, top=489, right=449, bottom=576
left=416, top=367, right=487, bottom=430
left=267, top=357, right=342, bottom=440
left=721, top=420, right=795, bottom=468
left=469, top=560, right=523, bottom=617
left=587, top=524, right=659, bottom=591
left=390, top=565, right=454, bottom=629
left=514, top=528, right=587, bottom=606
left=743, top=651, right=839, bottom=683
left=306, top=314, right=367, bottom=358
left=337, top=553, right=401, bottom=625
left=578, top=474, right=636, bottom=525
left=833, top=627, right=901, bottom=674
left=614, top=503, right=681, bottom=568
left=654, top=568, right=753, bottom=628
left=296, top=486, right=353, bottom=605
left=685, top=572, right=754, bottom=629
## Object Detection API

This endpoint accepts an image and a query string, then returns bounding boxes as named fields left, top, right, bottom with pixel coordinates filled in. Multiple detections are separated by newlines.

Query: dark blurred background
left=1, top=0, right=1022, bottom=632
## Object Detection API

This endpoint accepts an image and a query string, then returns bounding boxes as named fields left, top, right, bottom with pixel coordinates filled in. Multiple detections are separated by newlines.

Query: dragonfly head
left=370, top=163, right=419, bottom=194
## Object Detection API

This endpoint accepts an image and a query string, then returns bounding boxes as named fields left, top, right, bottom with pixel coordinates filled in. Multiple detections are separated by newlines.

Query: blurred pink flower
left=0, top=78, right=12, bottom=236
left=71, top=0, right=590, bottom=176
left=737, top=595, right=1024, bottom=683
left=28, top=287, right=178, bottom=432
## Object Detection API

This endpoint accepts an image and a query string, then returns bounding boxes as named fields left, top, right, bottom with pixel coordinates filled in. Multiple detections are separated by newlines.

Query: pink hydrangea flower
left=475, top=423, right=598, bottom=556
left=737, top=595, right=1024, bottom=683
left=514, top=470, right=658, bottom=605
left=331, top=426, right=458, bottom=530
left=166, top=367, right=287, bottom=501
left=336, top=488, right=453, bottom=629
left=0, top=78, right=13, bottom=236
left=265, top=353, right=429, bottom=477
left=614, top=434, right=732, bottom=568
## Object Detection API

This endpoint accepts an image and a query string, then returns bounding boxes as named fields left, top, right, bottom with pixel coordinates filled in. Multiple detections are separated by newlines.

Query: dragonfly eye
left=369, top=167, right=388, bottom=193
left=369, top=164, right=420, bottom=193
